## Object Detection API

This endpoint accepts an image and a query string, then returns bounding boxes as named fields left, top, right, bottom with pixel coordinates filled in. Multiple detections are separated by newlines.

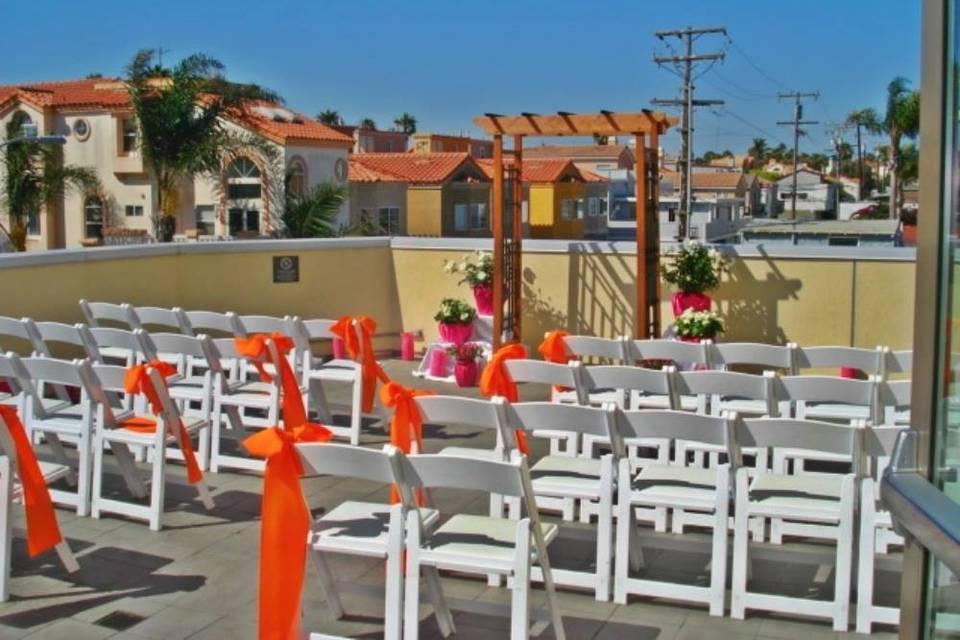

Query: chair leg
left=210, top=400, right=223, bottom=473
left=148, top=445, right=166, bottom=531
left=709, top=488, right=729, bottom=617
left=91, top=432, right=104, bottom=520
left=511, top=522, right=532, bottom=640
left=45, top=433, right=77, bottom=486
left=595, top=460, right=614, bottom=602
left=76, top=431, right=91, bottom=517
left=404, top=512, right=422, bottom=640
left=309, top=548, right=344, bottom=620
left=0, top=457, right=11, bottom=602
left=730, top=472, right=750, bottom=620
left=384, top=513, right=404, bottom=640
left=489, top=493, right=505, bottom=587
left=350, top=378, right=362, bottom=446
left=423, top=566, right=455, bottom=637
left=614, top=475, right=632, bottom=604
left=856, top=489, right=877, bottom=634
left=308, top=379, right=334, bottom=424
left=833, top=488, right=854, bottom=632
left=196, top=423, right=210, bottom=473
left=110, top=441, right=148, bottom=499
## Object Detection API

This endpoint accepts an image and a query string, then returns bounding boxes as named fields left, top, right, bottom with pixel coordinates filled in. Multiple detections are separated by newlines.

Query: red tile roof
left=350, top=153, right=482, bottom=184
left=661, top=170, right=744, bottom=189
left=524, top=144, right=633, bottom=160
left=477, top=158, right=583, bottom=183
left=0, top=78, right=351, bottom=146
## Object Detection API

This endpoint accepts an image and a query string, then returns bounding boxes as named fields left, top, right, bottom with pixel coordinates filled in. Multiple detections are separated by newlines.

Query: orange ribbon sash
left=330, top=316, right=388, bottom=414
left=479, top=343, right=530, bottom=455
left=0, top=404, right=63, bottom=558
left=123, top=361, right=203, bottom=485
left=538, top=330, right=570, bottom=364
left=235, top=333, right=307, bottom=430
left=380, top=382, right=433, bottom=504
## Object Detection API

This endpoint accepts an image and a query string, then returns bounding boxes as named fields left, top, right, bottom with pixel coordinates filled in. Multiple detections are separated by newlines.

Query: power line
left=651, top=25, right=727, bottom=239
left=711, top=69, right=778, bottom=100
left=777, top=91, right=820, bottom=218
left=727, top=39, right=787, bottom=90
left=715, top=107, right=789, bottom=147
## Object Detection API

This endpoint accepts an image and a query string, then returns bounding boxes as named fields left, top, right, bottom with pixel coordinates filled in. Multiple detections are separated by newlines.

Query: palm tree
left=770, top=142, right=789, bottom=163
left=281, top=180, right=346, bottom=238
left=316, top=109, right=342, bottom=126
left=748, top=138, right=769, bottom=163
left=844, top=108, right=881, bottom=188
left=1, top=114, right=97, bottom=251
left=126, top=49, right=281, bottom=241
left=358, top=118, right=377, bottom=131
left=880, top=78, right=920, bottom=217
left=393, top=113, right=417, bottom=134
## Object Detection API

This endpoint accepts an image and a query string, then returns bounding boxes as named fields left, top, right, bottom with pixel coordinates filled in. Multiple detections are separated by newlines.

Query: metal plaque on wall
left=272, top=255, right=299, bottom=283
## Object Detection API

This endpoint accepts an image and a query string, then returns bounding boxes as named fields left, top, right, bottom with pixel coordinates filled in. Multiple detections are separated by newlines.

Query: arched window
left=84, top=196, right=104, bottom=239
left=8, top=111, right=36, bottom=138
left=227, top=157, right=262, bottom=200
left=287, top=159, right=306, bottom=198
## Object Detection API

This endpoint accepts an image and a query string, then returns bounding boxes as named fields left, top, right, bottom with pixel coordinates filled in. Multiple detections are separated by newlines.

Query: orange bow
left=0, top=405, right=63, bottom=558
left=330, top=316, right=388, bottom=414
left=380, top=382, right=433, bottom=504
left=538, top=330, right=571, bottom=364
left=235, top=333, right=306, bottom=429
left=243, top=423, right=332, bottom=640
left=479, top=343, right=530, bottom=455
left=123, top=360, right=203, bottom=485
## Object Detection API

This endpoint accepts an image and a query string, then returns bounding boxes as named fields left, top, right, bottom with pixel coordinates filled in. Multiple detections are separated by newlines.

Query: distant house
left=334, top=125, right=409, bottom=153
left=738, top=219, right=902, bottom=247
left=659, top=171, right=761, bottom=240
left=410, top=133, right=493, bottom=159
left=348, top=153, right=490, bottom=237
left=523, top=144, right=635, bottom=175
left=478, top=158, right=608, bottom=240
left=707, top=154, right=756, bottom=171
left=775, top=169, right=838, bottom=218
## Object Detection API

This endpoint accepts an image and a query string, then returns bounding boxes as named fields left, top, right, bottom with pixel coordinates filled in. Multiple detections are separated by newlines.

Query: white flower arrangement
left=434, top=297, right=477, bottom=324
left=443, top=251, right=493, bottom=288
left=675, top=308, right=725, bottom=339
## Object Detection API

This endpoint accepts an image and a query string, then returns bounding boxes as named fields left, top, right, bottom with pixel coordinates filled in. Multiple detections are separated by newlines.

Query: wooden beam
left=647, top=128, right=661, bottom=338
left=492, top=134, right=504, bottom=349
left=473, top=111, right=678, bottom=137
left=512, top=135, right=524, bottom=344
left=635, top=132, right=648, bottom=338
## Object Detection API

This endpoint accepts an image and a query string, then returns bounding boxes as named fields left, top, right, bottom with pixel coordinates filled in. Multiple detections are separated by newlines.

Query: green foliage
left=1, top=115, right=97, bottom=251
left=434, top=298, right=476, bottom=324
left=281, top=180, right=346, bottom=238
left=443, top=251, right=493, bottom=288
left=316, top=109, right=342, bottom=126
left=675, top=309, right=724, bottom=339
left=660, top=241, right=726, bottom=294
left=358, top=118, right=376, bottom=131
left=393, top=113, right=417, bottom=134
left=748, top=138, right=769, bottom=161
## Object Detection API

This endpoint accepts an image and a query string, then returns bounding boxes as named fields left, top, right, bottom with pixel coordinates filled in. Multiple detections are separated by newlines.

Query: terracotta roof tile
left=661, top=171, right=743, bottom=189
left=349, top=153, right=481, bottom=184
left=524, top=144, right=633, bottom=160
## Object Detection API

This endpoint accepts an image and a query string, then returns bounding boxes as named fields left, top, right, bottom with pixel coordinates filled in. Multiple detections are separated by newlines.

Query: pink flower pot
left=401, top=332, right=415, bottom=361
left=678, top=335, right=702, bottom=343
left=454, top=360, right=478, bottom=387
left=438, top=322, right=472, bottom=346
left=429, top=349, right=449, bottom=377
left=672, top=292, right=711, bottom=317
left=473, top=285, right=494, bottom=315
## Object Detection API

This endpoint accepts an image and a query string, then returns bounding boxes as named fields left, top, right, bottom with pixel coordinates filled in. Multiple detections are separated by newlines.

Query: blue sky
left=2, top=1, right=920, bottom=156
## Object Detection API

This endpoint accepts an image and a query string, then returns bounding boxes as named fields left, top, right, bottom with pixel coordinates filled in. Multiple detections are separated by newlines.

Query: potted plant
left=660, top=240, right=727, bottom=316
left=434, top=297, right=476, bottom=346
left=447, top=342, right=483, bottom=387
left=444, top=251, right=494, bottom=315
left=674, top=308, right=725, bottom=342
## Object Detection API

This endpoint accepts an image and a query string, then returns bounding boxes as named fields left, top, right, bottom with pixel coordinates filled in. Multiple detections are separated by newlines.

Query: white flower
left=478, top=272, right=488, bottom=281
left=458, top=262, right=467, bottom=272
left=460, top=313, right=469, bottom=321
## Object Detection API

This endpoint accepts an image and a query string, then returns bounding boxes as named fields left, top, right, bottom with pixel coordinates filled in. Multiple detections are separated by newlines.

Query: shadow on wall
left=711, top=246, right=802, bottom=344
left=564, top=243, right=635, bottom=339
left=523, top=267, right=569, bottom=340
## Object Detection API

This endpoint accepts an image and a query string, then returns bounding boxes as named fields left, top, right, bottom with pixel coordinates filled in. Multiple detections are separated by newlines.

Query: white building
left=0, top=78, right=353, bottom=250
left=774, top=169, right=838, bottom=218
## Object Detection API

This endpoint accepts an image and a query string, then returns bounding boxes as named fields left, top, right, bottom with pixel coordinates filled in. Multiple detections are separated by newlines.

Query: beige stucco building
left=0, top=78, right=353, bottom=250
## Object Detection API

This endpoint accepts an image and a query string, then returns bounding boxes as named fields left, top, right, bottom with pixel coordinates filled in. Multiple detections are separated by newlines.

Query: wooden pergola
left=473, top=110, right=678, bottom=348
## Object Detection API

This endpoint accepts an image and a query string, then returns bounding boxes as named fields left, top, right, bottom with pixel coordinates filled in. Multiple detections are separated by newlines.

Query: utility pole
left=776, top=91, right=819, bottom=219
left=652, top=26, right=726, bottom=239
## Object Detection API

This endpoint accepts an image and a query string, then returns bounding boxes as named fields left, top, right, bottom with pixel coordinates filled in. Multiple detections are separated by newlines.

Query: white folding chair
left=856, top=425, right=906, bottom=634
left=183, top=310, right=244, bottom=338
left=795, top=345, right=886, bottom=377
left=613, top=409, right=735, bottom=616
left=731, top=417, right=862, bottom=631
left=89, top=363, right=213, bottom=530
left=292, top=318, right=365, bottom=445
left=507, top=401, right=620, bottom=601
left=129, top=306, right=191, bottom=334
left=879, top=379, right=911, bottom=426
left=88, top=327, right=158, bottom=368
left=506, top=358, right=586, bottom=454
left=711, top=342, right=798, bottom=375
left=0, top=410, right=79, bottom=602
left=31, top=322, right=100, bottom=362
left=210, top=337, right=282, bottom=473
left=0, top=316, right=43, bottom=356
left=0, top=353, right=33, bottom=414
left=552, top=335, right=628, bottom=404
left=20, top=357, right=97, bottom=516
left=626, top=338, right=714, bottom=371
left=79, top=300, right=140, bottom=363
left=396, top=451, right=565, bottom=640
left=296, top=443, right=438, bottom=640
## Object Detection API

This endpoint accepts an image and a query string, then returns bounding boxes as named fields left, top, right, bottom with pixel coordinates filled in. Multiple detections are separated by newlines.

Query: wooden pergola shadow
left=473, top=111, right=678, bottom=347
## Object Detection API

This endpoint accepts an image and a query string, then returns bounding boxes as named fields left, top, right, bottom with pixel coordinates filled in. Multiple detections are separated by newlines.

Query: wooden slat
left=472, top=111, right=678, bottom=137
left=492, top=135, right=504, bottom=349
left=634, top=133, right=648, bottom=338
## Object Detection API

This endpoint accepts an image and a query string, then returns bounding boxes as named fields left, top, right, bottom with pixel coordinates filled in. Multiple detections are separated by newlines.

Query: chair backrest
left=32, top=322, right=99, bottom=361
left=711, top=342, right=797, bottom=373
left=795, top=345, right=885, bottom=375
left=237, top=314, right=291, bottom=337
left=627, top=339, right=713, bottom=368
left=581, top=365, right=676, bottom=407
left=131, top=306, right=191, bottom=334
left=79, top=299, right=138, bottom=329
left=864, top=425, right=910, bottom=459
left=184, top=310, right=244, bottom=337
left=616, top=408, right=733, bottom=448
left=886, top=349, right=912, bottom=375
left=89, top=327, right=159, bottom=362
left=504, top=359, right=586, bottom=404
left=775, top=374, right=877, bottom=409
left=0, top=316, right=41, bottom=355
left=149, top=332, right=210, bottom=360
left=0, top=351, right=37, bottom=398
left=508, top=401, right=622, bottom=457
left=562, top=335, right=627, bottom=363
left=22, top=356, right=87, bottom=389
left=297, top=442, right=398, bottom=485
left=415, top=395, right=508, bottom=431
left=878, top=379, right=911, bottom=410
left=737, top=417, right=863, bottom=465
left=675, top=370, right=775, bottom=416
left=395, top=451, right=529, bottom=499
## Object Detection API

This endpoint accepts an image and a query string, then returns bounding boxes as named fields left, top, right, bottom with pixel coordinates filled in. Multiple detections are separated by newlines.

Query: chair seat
left=101, top=415, right=207, bottom=445
left=12, top=461, right=71, bottom=500
left=630, top=464, right=719, bottom=510
left=422, top=513, right=558, bottom=571
left=168, top=379, right=209, bottom=400
left=802, top=402, right=871, bottom=421
left=311, top=501, right=438, bottom=552
left=306, top=359, right=361, bottom=382
left=748, top=473, right=846, bottom=519
left=716, top=397, right=769, bottom=416
left=530, top=455, right=603, bottom=498
left=99, top=346, right=133, bottom=362
left=30, top=403, right=87, bottom=435
left=632, top=393, right=698, bottom=411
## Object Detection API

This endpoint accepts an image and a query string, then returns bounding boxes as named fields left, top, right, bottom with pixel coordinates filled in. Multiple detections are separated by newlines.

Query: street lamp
left=0, top=135, right=66, bottom=148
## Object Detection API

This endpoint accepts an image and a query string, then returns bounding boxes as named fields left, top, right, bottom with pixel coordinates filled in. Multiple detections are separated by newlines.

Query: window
left=668, top=208, right=677, bottom=223
left=26, top=208, right=40, bottom=235
left=588, top=197, right=600, bottom=217
left=73, top=118, right=90, bottom=141
left=453, top=203, right=487, bottom=232
left=227, top=157, right=262, bottom=200
left=228, top=208, right=260, bottom=235
left=454, top=204, right=469, bottom=231
left=125, top=205, right=144, bottom=217
left=84, top=196, right=104, bottom=239
left=121, top=117, right=138, bottom=153
left=287, top=160, right=306, bottom=198
left=377, top=207, right=401, bottom=235
left=195, top=206, right=216, bottom=235
left=600, top=197, right=608, bottom=214
left=471, top=203, right=488, bottom=229
left=12, top=111, right=36, bottom=138
left=560, top=199, right=577, bottom=220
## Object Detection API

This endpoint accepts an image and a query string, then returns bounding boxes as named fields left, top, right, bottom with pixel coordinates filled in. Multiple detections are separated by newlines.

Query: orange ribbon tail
left=479, top=343, right=530, bottom=455
left=380, top=382, right=433, bottom=504
left=0, top=405, right=63, bottom=558
left=538, top=330, right=570, bottom=364
left=331, top=316, right=388, bottom=414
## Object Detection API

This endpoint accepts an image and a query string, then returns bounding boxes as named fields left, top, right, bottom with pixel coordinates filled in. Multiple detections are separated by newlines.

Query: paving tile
left=22, top=619, right=115, bottom=639
left=124, top=605, right=222, bottom=640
